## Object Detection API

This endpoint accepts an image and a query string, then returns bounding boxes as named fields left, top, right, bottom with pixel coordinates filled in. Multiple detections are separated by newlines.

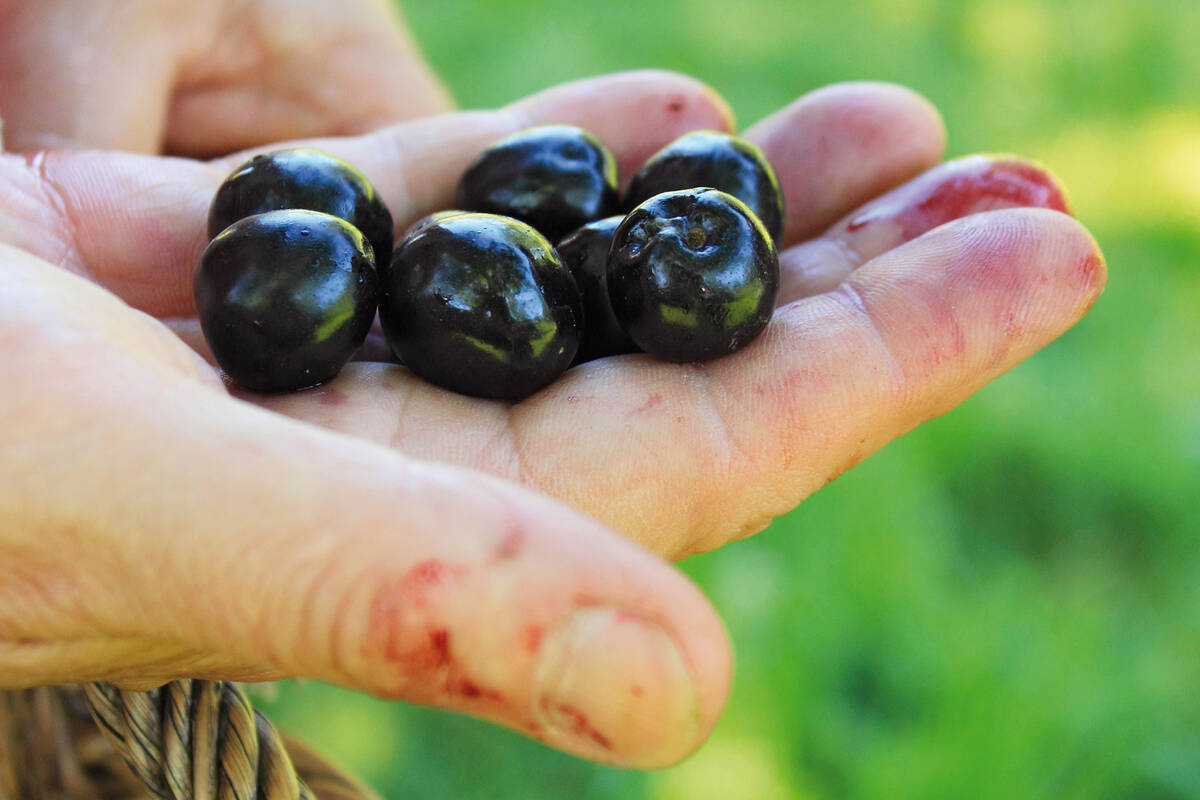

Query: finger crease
left=831, top=281, right=909, bottom=403
left=25, top=154, right=86, bottom=277
left=503, top=405, right=534, bottom=490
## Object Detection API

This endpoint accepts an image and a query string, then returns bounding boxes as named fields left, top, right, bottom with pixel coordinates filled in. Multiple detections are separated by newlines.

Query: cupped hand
left=7, top=71, right=1100, bottom=559
left=0, top=0, right=451, bottom=155
left=0, top=71, right=1106, bottom=766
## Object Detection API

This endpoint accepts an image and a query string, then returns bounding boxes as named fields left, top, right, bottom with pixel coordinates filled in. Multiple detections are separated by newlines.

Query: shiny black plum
left=624, top=131, right=785, bottom=243
left=556, top=216, right=637, bottom=363
left=455, top=126, right=619, bottom=241
left=381, top=213, right=582, bottom=401
left=208, top=148, right=394, bottom=267
left=608, top=189, right=778, bottom=362
left=401, top=209, right=470, bottom=239
left=195, top=210, right=378, bottom=393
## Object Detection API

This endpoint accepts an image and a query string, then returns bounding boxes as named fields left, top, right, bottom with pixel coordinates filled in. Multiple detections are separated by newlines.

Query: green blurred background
left=260, top=0, right=1200, bottom=797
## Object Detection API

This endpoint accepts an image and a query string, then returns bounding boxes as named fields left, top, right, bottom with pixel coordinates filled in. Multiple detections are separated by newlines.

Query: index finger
left=0, top=71, right=731, bottom=318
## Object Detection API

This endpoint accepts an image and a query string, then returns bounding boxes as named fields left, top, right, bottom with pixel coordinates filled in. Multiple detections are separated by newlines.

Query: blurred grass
left=259, top=0, right=1200, bottom=797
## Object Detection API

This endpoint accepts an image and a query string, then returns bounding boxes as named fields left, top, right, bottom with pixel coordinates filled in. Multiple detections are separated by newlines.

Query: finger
left=0, top=248, right=730, bottom=768
left=778, top=154, right=1071, bottom=302
left=0, top=1, right=191, bottom=152
left=3, top=71, right=731, bottom=318
left=164, top=0, right=455, bottom=158
left=254, top=209, right=1104, bottom=559
left=744, top=82, right=947, bottom=246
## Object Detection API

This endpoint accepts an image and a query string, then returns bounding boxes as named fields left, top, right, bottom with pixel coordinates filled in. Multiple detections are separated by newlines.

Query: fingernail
left=534, top=607, right=700, bottom=765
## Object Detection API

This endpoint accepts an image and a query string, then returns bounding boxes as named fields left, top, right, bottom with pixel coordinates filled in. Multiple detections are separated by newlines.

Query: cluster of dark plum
left=194, top=126, right=784, bottom=400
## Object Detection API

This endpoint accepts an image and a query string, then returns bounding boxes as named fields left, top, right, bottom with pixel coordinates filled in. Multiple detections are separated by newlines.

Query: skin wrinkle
left=683, top=364, right=761, bottom=551
left=503, top=404, right=535, bottom=490
left=21, top=153, right=82, bottom=276
left=828, top=280, right=909, bottom=404
left=384, top=374, right=421, bottom=450
left=328, top=563, right=373, bottom=691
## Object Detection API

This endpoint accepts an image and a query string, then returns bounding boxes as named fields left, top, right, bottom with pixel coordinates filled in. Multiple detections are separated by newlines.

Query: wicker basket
left=0, top=682, right=377, bottom=800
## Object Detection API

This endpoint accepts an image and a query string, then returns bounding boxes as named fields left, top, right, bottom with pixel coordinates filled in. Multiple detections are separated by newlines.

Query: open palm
left=0, top=72, right=1104, bottom=767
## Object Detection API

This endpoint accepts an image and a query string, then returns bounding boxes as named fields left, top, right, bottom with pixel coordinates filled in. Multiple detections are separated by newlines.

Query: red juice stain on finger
left=629, top=393, right=663, bottom=416
left=364, top=561, right=467, bottom=671
left=401, top=561, right=467, bottom=604
left=429, top=628, right=451, bottom=668
left=523, top=625, right=544, bottom=654
left=846, top=156, right=1070, bottom=241
left=631, top=685, right=645, bottom=698
left=318, top=388, right=348, bottom=406
left=551, top=703, right=614, bottom=750
left=457, top=679, right=504, bottom=702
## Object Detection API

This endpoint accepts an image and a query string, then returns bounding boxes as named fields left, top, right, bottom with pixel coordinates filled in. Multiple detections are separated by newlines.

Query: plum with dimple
left=608, top=188, right=778, bottom=363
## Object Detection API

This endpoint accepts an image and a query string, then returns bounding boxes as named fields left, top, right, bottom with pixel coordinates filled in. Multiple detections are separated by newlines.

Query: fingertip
left=848, top=206, right=1108, bottom=369
left=978, top=153, right=1075, bottom=217
left=849, top=81, right=949, bottom=159
left=1022, top=206, right=1108, bottom=310
left=776, top=152, right=1091, bottom=306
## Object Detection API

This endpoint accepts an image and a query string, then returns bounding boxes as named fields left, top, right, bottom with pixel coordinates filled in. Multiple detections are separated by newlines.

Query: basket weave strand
left=0, top=682, right=376, bottom=800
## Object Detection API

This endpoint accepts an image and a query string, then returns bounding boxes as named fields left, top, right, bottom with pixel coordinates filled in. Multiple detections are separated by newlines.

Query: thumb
left=174, top=402, right=732, bottom=767
left=0, top=257, right=730, bottom=767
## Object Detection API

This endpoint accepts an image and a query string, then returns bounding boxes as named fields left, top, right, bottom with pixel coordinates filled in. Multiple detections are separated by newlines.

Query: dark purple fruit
left=455, top=126, right=619, bottom=242
left=208, top=148, right=394, bottom=267
left=624, top=131, right=784, bottom=243
left=608, top=189, right=778, bottom=362
left=194, top=210, right=378, bottom=393
left=381, top=213, right=582, bottom=401
left=556, top=216, right=637, bottom=363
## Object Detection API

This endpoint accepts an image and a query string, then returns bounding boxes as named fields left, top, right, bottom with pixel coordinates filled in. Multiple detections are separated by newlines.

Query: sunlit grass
left=1037, top=110, right=1200, bottom=230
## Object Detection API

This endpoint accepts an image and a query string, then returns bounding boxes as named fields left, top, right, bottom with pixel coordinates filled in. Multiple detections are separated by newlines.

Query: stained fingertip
left=777, top=155, right=1079, bottom=304
left=841, top=155, right=1071, bottom=240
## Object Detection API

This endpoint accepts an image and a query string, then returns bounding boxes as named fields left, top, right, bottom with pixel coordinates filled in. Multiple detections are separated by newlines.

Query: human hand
left=0, top=73, right=742, bottom=770
left=0, top=0, right=451, bottom=155
left=0, top=72, right=1106, bottom=561
left=0, top=71, right=1104, bottom=767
